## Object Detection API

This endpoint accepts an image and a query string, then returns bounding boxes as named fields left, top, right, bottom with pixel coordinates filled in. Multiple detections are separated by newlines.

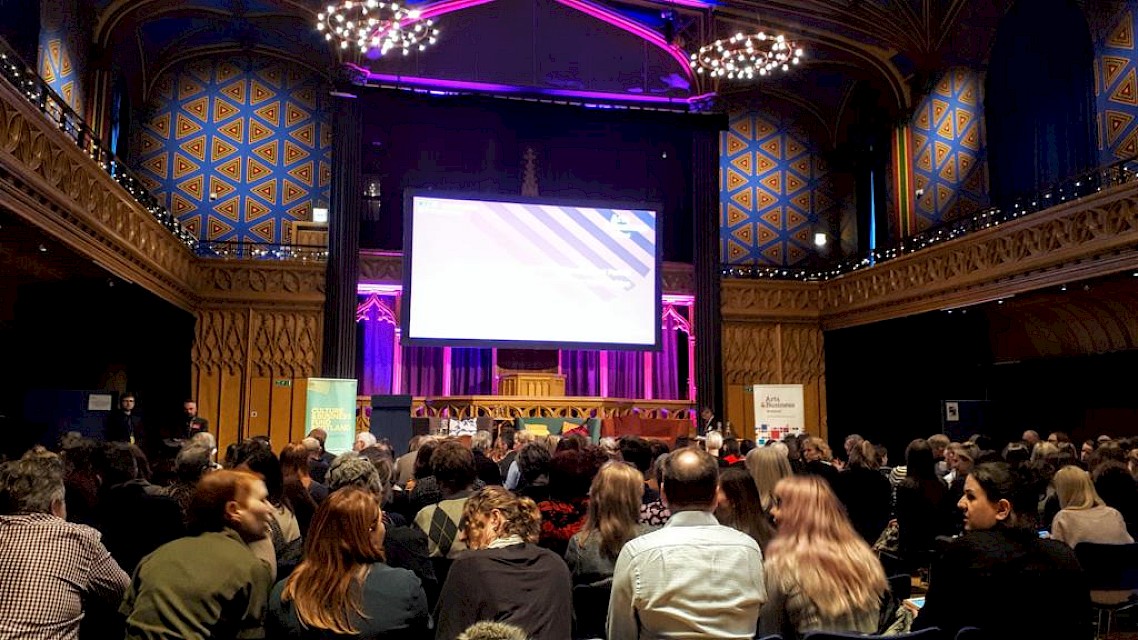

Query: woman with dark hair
left=715, top=466, right=775, bottom=550
left=280, top=443, right=324, bottom=536
left=123, top=471, right=274, bottom=639
left=435, top=487, right=572, bottom=640
left=268, top=488, right=429, bottom=639
left=834, top=441, right=892, bottom=544
left=893, top=439, right=949, bottom=570
left=913, top=462, right=1091, bottom=639
left=565, top=462, right=651, bottom=586
left=237, top=443, right=302, bottom=574
left=536, top=449, right=597, bottom=556
left=514, top=442, right=552, bottom=503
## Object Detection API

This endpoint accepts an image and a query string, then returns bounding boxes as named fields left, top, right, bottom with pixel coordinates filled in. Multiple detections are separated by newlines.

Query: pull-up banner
left=752, top=384, right=805, bottom=445
left=306, top=378, right=358, bottom=455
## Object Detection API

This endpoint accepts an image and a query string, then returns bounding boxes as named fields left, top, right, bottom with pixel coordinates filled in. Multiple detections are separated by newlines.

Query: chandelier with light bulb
left=317, top=0, right=439, bottom=56
left=689, top=32, right=804, bottom=81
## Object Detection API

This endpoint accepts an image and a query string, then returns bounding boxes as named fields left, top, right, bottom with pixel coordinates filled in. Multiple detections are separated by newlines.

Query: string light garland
left=690, top=31, right=804, bottom=80
left=317, top=0, right=439, bottom=56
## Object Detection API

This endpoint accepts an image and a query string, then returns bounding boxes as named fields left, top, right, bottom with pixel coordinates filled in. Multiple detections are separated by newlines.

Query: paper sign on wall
left=752, top=384, right=805, bottom=445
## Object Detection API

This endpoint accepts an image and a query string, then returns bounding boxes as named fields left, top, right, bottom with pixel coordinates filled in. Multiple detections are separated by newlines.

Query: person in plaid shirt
left=0, top=452, right=130, bottom=639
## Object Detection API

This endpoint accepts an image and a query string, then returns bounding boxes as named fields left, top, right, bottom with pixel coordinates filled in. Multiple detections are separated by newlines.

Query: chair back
left=1073, top=542, right=1138, bottom=591
left=888, top=573, right=912, bottom=601
left=572, top=580, right=612, bottom=640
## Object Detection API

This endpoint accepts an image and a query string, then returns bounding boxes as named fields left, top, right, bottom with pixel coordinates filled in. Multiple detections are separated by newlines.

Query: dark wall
left=827, top=309, right=1138, bottom=460
left=3, top=278, right=193, bottom=457
left=358, top=89, right=706, bottom=263
left=0, top=0, right=40, bottom=64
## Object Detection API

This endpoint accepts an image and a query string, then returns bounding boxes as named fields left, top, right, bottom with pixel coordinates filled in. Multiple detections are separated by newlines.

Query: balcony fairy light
left=690, top=32, right=804, bottom=80
left=317, top=0, right=439, bottom=56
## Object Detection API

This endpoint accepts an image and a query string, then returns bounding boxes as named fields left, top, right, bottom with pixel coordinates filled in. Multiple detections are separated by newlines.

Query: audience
left=834, top=440, right=892, bottom=544
left=414, top=440, right=479, bottom=559
left=746, top=446, right=793, bottom=514
left=435, top=487, right=572, bottom=640
left=894, top=438, right=950, bottom=570
left=1051, top=465, right=1133, bottom=547
left=267, top=488, right=429, bottom=639
left=564, top=461, right=651, bottom=587
left=715, top=466, right=775, bottom=550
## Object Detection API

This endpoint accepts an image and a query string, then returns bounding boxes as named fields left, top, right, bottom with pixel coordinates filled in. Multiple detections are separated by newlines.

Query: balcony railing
left=196, top=240, right=330, bottom=261
left=722, top=156, right=1138, bottom=282
left=0, top=39, right=198, bottom=250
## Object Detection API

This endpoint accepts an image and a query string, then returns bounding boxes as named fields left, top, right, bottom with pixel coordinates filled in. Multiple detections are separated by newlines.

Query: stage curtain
left=452, top=348, right=493, bottom=395
left=607, top=351, right=644, bottom=399
left=404, top=346, right=444, bottom=396
left=652, top=315, right=682, bottom=400
left=563, top=350, right=599, bottom=396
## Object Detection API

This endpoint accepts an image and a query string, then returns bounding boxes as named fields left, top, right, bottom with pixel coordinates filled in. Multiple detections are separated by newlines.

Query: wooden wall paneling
left=247, top=377, right=271, bottom=439
left=217, top=371, right=244, bottom=454
left=269, top=380, right=295, bottom=453
left=196, top=368, right=220, bottom=443
left=291, top=379, right=308, bottom=444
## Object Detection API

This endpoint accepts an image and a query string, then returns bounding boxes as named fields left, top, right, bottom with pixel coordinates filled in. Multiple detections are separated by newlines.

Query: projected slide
left=406, top=194, right=659, bottom=348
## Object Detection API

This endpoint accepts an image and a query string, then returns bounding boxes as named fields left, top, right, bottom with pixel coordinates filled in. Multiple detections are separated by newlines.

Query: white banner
left=752, top=384, right=805, bottom=444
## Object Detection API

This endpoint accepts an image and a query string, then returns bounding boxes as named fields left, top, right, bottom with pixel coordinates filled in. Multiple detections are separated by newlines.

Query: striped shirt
left=0, top=513, right=129, bottom=640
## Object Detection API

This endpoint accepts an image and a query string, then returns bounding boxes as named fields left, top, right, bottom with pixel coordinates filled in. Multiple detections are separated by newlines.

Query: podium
left=370, top=395, right=413, bottom=455
left=498, top=373, right=566, bottom=397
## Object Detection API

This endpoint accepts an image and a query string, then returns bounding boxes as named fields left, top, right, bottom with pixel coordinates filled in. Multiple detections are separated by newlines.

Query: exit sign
left=274, top=379, right=292, bottom=387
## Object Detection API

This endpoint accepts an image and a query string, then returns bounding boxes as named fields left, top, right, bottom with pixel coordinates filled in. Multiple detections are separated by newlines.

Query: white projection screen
left=402, top=192, right=662, bottom=350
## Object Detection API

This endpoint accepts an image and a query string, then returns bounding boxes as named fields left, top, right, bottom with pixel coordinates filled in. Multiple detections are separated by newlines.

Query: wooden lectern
left=498, top=372, right=566, bottom=397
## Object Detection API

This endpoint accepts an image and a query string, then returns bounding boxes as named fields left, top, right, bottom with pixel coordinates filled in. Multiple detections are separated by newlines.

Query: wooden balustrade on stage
left=355, top=395, right=695, bottom=437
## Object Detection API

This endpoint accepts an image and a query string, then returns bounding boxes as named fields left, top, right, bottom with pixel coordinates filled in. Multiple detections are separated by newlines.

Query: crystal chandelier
left=689, top=32, right=804, bottom=81
left=317, top=0, right=439, bottom=56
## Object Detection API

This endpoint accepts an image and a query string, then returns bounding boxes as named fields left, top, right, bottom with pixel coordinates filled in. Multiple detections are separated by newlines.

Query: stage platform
left=356, top=395, right=695, bottom=434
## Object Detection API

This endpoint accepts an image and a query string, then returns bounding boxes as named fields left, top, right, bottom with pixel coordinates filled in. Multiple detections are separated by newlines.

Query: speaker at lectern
left=370, top=395, right=413, bottom=456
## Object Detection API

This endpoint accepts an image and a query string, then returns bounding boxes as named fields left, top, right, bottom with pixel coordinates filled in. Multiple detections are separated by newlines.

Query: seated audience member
left=746, top=446, right=793, bottom=515
left=96, top=442, right=186, bottom=575
left=834, top=440, right=893, bottom=544
left=944, top=442, right=979, bottom=533
left=928, top=433, right=950, bottom=477
left=280, top=443, right=325, bottom=536
left=619, top=437, right=658, bottom=503
left=1051, top=465, right=1133, bottom=547
left=801, top=436, right=839, bottom=489
left=608, top=448, right=766, bottom=639
left=504, top=431, right=537, bottom=490
left=121, top=470, right=275, bottom=640
left=415, top=440, right=478, bottom=558
left=268, top=488, right=429, bottom=639
left=304, top=437, right=330, bottom=485
left=435, top=487, right=572, bottom=640
left=394, top=436, right=423, bottom=488
left=62, top=437, right=102, bottom=526
left=0, top=454, right=130, bottom=639
left=895, top=439, right=950, bottom=570
left=565, top=461, right=652, bottom=587
left=758, top=475, right=885, bottom=640
left=326, top=453, right=437, bottom=606
left=514, top=442, right=552, bottom=503
left=913, top=462, right=1091, bottom=640
left=456, top=621, right=528, bottom=640
left=471, top=430, right=504, bottom=486
left=355, top=431, right=378, bottom=452
left=705, top=430, right=723, bottom=459
left=716, top=466, right=775, bottom=551
left=1092, top=461, right=1138, bottom=538
left=235, top=442, right=303, bottom=574
left=639, top=453, right=672, bottom=526
left=536, top=449, right=597, bottom=556
left=161, top=443, right=214, bottom=519
left=720, top=438, right=745, bottom=466
left=405, top=439, right=443, bottom=513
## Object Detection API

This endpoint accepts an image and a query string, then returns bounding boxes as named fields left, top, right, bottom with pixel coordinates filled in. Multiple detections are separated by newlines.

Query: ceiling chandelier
left=317, top=0, right=439, bottom=56
left=689, top=32, right=804, bottom=81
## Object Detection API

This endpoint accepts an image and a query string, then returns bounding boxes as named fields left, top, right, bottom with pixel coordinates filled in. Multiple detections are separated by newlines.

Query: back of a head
left=662, top=448, right=719, bottom=511
left=237, top=444, right=284, bottom=503
left=848, top=440, right=881, bottom=470
left=746, top=446, right=793, bottom=508
left=462, top=486, right=541, bottom=543
left=722, top=438, right=741, bottom=457
left=472, top=430, right=492, bottom=452
left=705, top=431, right=723, bottom=452
left=326, top=453, right=382, bottom=496
left=586, top=461, right=644, bottom=559
left=457, top=621, right=530, bottom=640
left=190, top=431, right=217, bottom=452
left=0, top=456, right=65, bottom=515
left=549, top=449, right=599, bottom=501
left=100, top=442, right=141, bottom=487
left=413, top=439, right=440, bottom=479
left=175, top=444, right=214, bottom=484
left=618, top=437, right=652, bottom=475
left=1054, top=465, right=1102, bottom=510
left=355, top=432, right=377, bottom=450
left=517, top=442, right=552, bottom=484
left=717, top=466, right=774, bottom=547
left=904, top=439, right=935, bottom=478
left=927, top=434, right=950, bottom=452
left=279, top=443, right=311, bottom=478
left=431, top=440, right=476, bottom=494
left=188, top=469, right=262, bottom=534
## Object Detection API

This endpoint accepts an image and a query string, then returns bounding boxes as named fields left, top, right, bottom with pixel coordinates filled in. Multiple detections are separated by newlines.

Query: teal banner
left=306, top=378, right=358, bottom=455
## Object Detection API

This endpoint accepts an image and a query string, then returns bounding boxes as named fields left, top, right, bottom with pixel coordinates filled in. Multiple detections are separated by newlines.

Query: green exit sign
left=274, top=379, right=292, bottom=387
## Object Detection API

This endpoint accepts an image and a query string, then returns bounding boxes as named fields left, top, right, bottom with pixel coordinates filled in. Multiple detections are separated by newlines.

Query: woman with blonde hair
left=268, top=487, right=428, bottom=638
left=758, top=475, right=886, bottom=640
left=565, top=462, right=650, bottom=586
left=746, top=447, right=793, bottom=512
left=1050, top=465, right=1133, bottom=548
left=435, top=487, right=571, bottom=640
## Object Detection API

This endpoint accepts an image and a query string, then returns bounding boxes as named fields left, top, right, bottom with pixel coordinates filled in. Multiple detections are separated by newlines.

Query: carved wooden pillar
left=692, top=125, right=724, bottom=419
left=322, top=89, right=363, bottom=378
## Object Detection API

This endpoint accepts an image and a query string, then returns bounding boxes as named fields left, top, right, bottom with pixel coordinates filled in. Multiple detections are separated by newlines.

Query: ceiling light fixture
left=689, top=31, right=804, bottom=80
left=317, top=0, right=439, bottom=56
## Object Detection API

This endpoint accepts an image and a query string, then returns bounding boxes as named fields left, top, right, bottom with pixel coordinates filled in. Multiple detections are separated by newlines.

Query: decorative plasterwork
left=0, top=77, right=197, bottom=310
left=194, top=260, right=326, bottom=308
left=721, top=279, right=822, bottom=322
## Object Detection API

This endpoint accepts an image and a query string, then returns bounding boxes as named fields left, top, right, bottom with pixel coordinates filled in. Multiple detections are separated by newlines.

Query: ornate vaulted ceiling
left=93, top=0, right=1022, bottom=135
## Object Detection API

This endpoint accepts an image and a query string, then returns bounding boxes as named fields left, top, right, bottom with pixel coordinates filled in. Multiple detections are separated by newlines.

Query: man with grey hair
left=0, top=454, right=130, bottom=638
left=326, top=453, right=437, bottom=604
left=354, top=431, right=378, bottom=452
left=304, top=436, right=330, bottom=484
left=161, top=444, right=214, bottom=517
left=471, top=430, right=503, bottom=486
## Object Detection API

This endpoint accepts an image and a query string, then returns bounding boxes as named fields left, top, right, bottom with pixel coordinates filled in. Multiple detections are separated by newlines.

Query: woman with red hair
left=758, top=475, right=887, bottom=639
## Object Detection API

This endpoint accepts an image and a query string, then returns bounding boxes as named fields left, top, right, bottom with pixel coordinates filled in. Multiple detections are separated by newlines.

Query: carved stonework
left=721, top=280, right=821, bottom=322
left=0, top=79, right=197, bottom=310
left=359, top=250, right=403, bottom=284
left=662, top=262, right=695, bottom=295
left=780, top=324, right=825, bottom=385
left=722, top=322, right=779, bottom=384
left=820, top=183, right=1138, bottom=329
left=194, top=261, right=327, bottom=304
left=191, top=309, right=249, bottom=376
left=249, top=311, right=322, bottom=378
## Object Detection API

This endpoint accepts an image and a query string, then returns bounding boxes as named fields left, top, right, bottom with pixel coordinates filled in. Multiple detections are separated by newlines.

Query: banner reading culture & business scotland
left=306, top=378, right=357, bottom=455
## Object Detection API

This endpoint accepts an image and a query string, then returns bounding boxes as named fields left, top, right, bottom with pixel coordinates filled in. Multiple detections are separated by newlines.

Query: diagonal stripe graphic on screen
left=536, top=205, right=652, bottom=283
left=540, top=204, right=652, bottom=277
left=592, top=207, right=656, bottom=258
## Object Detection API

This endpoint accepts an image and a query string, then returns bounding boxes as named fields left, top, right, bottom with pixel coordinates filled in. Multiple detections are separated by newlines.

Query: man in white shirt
left=608, top=448, right=766, bottom=639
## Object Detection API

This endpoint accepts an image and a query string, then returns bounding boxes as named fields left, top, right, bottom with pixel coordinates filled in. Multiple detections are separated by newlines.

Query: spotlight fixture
left=316, top=0, right=439, bottom=56
left=689, top=31, right=804, bottom=81
left=813, top=232, right=827, bottom=247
